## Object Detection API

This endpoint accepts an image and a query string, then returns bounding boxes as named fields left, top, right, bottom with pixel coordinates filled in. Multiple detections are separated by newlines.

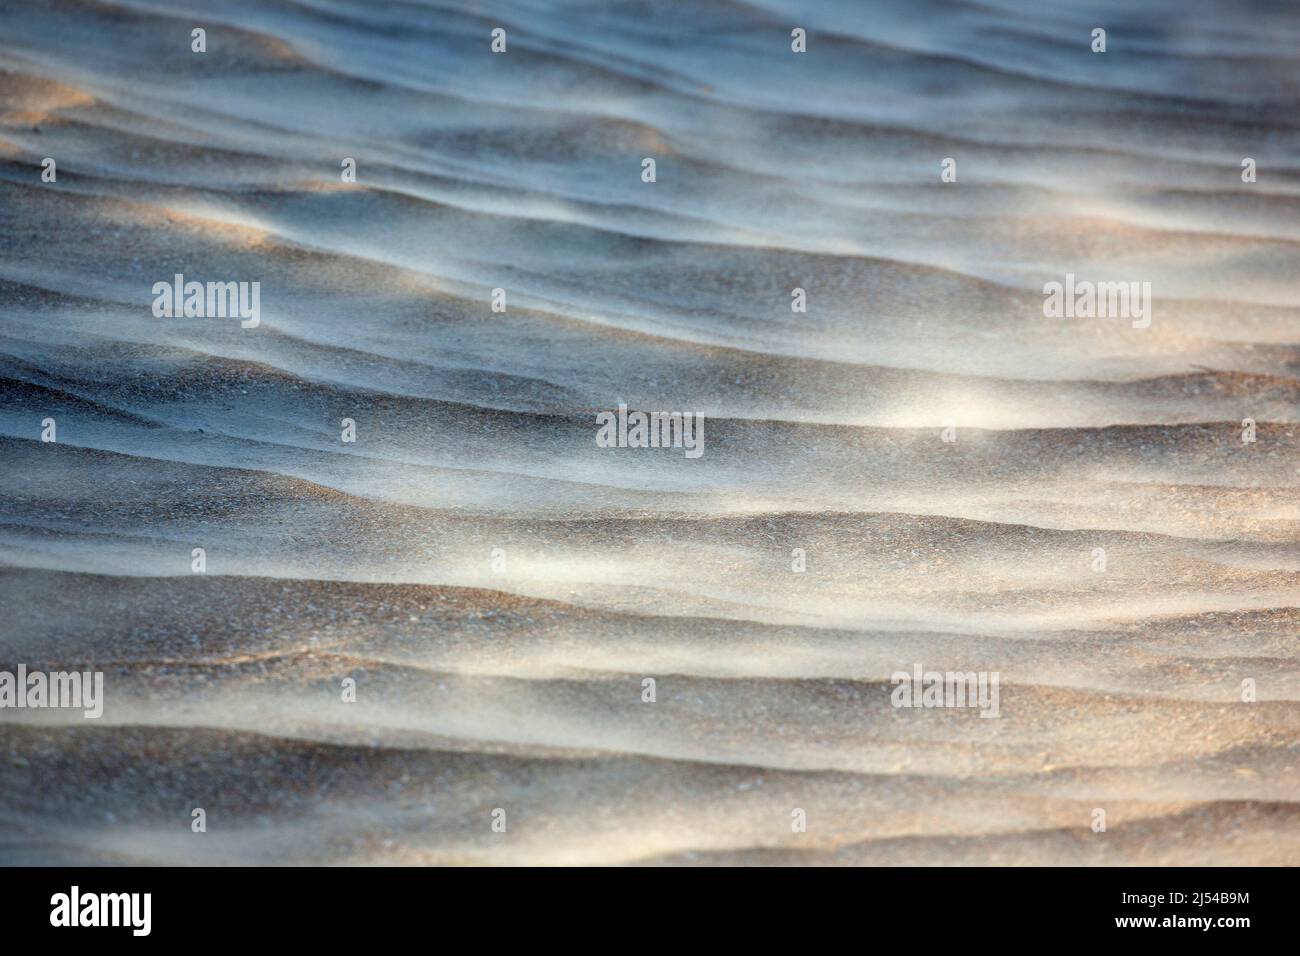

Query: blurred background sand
left=0, top=0, right=1297, bottom=864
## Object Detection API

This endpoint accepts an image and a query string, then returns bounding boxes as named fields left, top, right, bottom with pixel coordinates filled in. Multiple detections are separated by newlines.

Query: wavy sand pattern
left=0, top=0, right=1298, bottom=865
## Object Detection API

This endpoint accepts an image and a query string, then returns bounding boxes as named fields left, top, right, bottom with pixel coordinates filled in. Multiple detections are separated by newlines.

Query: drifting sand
left=0, top=0, right=1297, bottom=864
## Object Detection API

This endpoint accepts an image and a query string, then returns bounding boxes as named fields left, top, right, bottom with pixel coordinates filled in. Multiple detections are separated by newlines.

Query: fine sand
left=0, top=0, right=1298, bottom=865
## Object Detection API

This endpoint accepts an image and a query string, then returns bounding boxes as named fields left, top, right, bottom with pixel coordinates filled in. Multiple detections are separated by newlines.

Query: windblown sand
left=0, top=0, right=1297, bottom=865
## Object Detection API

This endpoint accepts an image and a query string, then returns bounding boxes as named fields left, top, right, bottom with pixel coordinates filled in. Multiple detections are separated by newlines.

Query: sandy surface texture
left=0, top=0, right=1297, bottom=865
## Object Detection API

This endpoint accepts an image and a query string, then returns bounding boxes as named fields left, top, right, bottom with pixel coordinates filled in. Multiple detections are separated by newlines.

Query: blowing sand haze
left=0, top=0, right=1298, bottom=873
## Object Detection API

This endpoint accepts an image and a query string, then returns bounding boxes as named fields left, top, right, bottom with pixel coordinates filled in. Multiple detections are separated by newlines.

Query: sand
left=0, top=0, right=1297, bottom=865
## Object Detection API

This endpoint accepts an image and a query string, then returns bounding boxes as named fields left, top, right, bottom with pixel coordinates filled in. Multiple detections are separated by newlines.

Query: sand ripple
left=0, top=0, right=1297, bottom=864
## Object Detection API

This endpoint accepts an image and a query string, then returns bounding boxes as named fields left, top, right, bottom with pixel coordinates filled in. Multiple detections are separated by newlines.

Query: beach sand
left=0, top=0, right=1297, bottom=864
